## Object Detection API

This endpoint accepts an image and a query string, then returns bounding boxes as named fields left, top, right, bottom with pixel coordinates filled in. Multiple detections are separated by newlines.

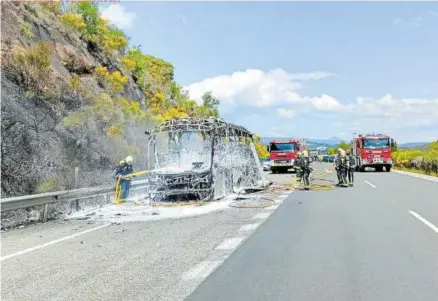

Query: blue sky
left=100, top=2, right=438, bottom=143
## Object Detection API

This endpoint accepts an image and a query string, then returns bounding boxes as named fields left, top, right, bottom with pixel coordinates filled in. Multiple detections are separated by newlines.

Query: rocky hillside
left=1, top=2, right=220, bottom=197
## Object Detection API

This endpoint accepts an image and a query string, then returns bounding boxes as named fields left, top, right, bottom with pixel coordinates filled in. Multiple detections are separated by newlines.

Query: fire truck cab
left=267, top=138, right=305, bottom=174
left=353, top=133, right=394, bottom=172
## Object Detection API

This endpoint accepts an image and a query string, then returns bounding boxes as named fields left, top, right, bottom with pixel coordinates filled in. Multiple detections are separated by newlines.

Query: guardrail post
left=74, top=167, right=80, bottom=211
left=43, top=203, right=49, bottom=222
left=105, top=193, right=111, bottom=204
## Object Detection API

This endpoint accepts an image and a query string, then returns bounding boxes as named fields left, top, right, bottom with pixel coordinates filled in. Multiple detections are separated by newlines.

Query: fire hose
left=114, top=170, right=149, bottom=204
left=286, top=169, right=336, bottom=191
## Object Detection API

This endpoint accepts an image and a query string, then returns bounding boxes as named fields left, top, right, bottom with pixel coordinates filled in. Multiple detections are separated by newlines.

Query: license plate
left=373, top=158, right=383, bottom=163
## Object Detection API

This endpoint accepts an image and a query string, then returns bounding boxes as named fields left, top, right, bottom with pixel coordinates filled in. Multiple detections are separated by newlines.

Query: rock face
left=1, top=2, right=145, bottom=198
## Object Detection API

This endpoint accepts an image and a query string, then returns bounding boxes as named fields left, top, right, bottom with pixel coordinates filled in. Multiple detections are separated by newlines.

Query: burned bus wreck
left=145, top=117, right=268, bottom=203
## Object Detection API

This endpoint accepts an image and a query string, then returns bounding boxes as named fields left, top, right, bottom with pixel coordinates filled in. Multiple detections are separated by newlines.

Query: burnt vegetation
left=1, top=2, right=269, bottom=197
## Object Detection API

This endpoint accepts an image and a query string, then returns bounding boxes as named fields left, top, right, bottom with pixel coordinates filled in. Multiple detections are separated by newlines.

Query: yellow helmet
left=125, top=155, right=133, bottom=163
left=119, top=159, right=125, bottom=165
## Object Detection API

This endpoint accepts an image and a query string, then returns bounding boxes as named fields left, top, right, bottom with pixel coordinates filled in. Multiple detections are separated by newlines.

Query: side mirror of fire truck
left=390, top=138, right=394, bottom=147
left=266, top=145, right=270, bottom=152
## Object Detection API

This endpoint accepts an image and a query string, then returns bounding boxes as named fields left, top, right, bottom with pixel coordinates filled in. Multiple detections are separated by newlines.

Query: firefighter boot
left=341, top=177, right=349, bottom=187
left=336, top=171, right=342, bottom=186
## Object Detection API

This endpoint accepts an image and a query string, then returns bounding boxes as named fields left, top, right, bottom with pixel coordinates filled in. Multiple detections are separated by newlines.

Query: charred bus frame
left=144, top=117, right=264, bottom=203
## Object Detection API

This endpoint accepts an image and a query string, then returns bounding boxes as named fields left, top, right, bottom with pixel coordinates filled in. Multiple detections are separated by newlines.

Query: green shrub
left=11, top=42, right=53, bottom=91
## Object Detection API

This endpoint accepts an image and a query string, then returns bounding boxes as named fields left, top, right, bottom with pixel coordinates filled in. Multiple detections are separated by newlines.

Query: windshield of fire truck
left=270, top=143, right=297, bottom=152
left=363, top=138, right=390, bottom=149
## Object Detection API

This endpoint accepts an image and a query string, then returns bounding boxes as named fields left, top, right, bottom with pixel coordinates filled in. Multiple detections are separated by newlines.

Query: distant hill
left=398, top=142, right=430, bottom=149
left=303, top=137, right=342, bottom=146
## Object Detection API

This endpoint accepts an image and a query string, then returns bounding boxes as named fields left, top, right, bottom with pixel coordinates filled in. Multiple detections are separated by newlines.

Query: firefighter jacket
left=120, top=163, right=134, bottom=179
left=112, top=163, right=125, bottom=180
left=335, top=155, right=349, bottom=169
left=301, top=157, right=311, bottom=171
left=293, top=157, right=302, bottom=170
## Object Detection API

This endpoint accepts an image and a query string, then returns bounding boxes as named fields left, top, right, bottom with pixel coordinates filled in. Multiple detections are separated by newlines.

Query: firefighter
left=119, top=155, right=134, bottom=201
left=335, top=149, right=349, bottom=187
left=112, top=159, right=125, bottom=180
left=346, top=149, right=356, bottom=186
left=301, top=150, right=312, bottom=190
left=334, top=149, right=342, bottom=185
left=293, top=152, right=303, bottom=182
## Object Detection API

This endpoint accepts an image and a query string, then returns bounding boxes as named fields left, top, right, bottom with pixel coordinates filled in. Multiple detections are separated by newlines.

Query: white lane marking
left=277, top=194, right=288, bottom=199
left=181, top=190, right=291, bottom=288
left=409, top=211, right=438, bottom=234
left=0, top=223, right=111, bottom=262
left=182, top=260, right=222, bottom=280
left=393, top=170, right=438, bottom=183
left=238, top=223, right=261, bottom=231
left=265, top=204, right=280, bottom=210
left=364, top=180, right=376, bottom=188
left=252, top=212, right=271, bottom=219
left=215, top=237, right=245, bottom=250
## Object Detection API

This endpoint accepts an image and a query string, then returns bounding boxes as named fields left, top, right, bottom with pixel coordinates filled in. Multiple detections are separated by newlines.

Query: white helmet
left=302, top=150, right=309, bottom=157
left=125, top=155, right=133, bottom=163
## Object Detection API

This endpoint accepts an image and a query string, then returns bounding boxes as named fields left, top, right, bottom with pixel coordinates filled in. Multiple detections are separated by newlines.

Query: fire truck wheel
left=386, top=166, right=391, bottom=172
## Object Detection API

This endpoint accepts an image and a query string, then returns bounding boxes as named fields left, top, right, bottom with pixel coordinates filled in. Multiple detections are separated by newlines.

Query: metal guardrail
left=0, top=180, right=151, bottom=222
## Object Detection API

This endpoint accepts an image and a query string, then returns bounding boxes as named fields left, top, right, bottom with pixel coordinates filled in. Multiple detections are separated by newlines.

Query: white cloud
left=276, top=108, right=296, bottom=118
left=310, top=94, right=343, bottom=112
left=184, top=69, right=438, bottom=142
left=349, top=94, right=438, bottom=126
left=393, top=12, right=438, bottom=28
left=393, top=17, right=421, bottom=28
left=101, top=4, right=136, bottom=29
left=184, top=68, right=332, bottom=107
left=289, top=72, right=334, bottom=81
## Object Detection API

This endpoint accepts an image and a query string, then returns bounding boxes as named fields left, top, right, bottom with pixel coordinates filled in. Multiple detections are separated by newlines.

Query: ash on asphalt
left=229, top=196, right=276, bottom=208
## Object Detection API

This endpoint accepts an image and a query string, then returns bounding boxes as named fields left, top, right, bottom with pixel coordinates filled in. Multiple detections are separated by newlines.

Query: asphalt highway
left=1, top=164, right=438, bottom=301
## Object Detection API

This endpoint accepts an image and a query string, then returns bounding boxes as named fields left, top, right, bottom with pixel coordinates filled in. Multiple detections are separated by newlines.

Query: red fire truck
left=352, top=133, right=394, bottom=172
left=267, top=138, right=306, bottom=174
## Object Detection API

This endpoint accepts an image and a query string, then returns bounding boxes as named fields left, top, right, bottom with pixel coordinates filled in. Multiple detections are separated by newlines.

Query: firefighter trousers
left=337, top=167, right=348, bottom=184
left=348, top=167, right=355, bottom=184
